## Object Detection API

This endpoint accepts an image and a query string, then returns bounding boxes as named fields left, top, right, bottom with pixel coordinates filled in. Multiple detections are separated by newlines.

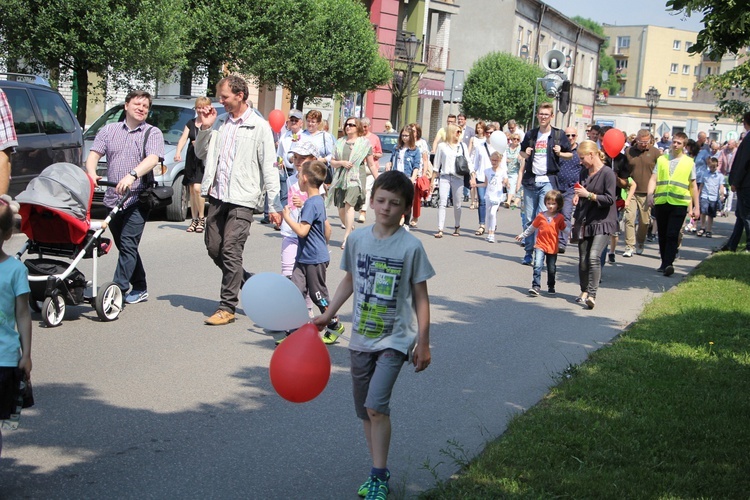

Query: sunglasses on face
left=566, top=134, right=576, bottom=137
left=345, top=123, right=356, bottom=128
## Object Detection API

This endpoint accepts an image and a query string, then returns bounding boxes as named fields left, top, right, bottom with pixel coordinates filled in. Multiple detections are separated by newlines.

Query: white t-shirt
left=436, top=142, right=465, bottom=176
left=532, top=130, right=551, bottom=182
left=485, top=166, right=508, bottom=205
left=341, top=226, right=435, bottom=355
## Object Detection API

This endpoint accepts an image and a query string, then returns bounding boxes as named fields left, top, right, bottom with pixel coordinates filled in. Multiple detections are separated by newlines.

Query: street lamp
left=645, top=86, right=660, bottom=134
left=402, top=34, right=421, bottom=129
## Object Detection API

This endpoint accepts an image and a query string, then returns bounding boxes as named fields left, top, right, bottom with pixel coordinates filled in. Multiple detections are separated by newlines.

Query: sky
left=543, top=0, right=705, bottom=32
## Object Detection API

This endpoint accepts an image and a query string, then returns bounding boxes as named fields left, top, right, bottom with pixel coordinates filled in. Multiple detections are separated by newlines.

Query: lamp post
left=402, top=34, right=421, bottom=129
left=645, top=86, right=660, bottom=134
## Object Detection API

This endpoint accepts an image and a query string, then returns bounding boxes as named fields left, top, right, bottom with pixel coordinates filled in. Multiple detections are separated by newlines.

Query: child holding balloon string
left=314, top=171, right=435, bottom=500
left=279, top=140, right=323, bottom=317
left=281, top=159, right=345, bottom=346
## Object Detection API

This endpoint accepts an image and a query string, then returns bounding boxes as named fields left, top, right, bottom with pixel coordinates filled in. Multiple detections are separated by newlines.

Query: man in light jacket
left=194, top=75, right=281, bottom=326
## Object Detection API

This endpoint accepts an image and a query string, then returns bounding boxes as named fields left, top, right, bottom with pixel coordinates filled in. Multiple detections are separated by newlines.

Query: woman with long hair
left=329, top=118, right=378, bottom=248
left=174, top=96, right=211, bottom=233
left=434, top=123, right=468, bottom=238
left=387, top=125, right=422, bottom=227
left=573, top=140, right=618, bottom=309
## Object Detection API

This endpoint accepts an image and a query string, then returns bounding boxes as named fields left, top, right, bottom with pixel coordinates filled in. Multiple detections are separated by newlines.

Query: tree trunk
left=75, top=68, right=89, bottom=128
left=295, top=94, right=306, bottom=112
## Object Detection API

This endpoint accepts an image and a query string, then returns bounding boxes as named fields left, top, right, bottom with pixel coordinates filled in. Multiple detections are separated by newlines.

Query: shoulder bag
left=323, top=133, right=335, bottom=184
left=139, top=126, right=173, bottom=210
left=454, top=143, right=470, bottom=176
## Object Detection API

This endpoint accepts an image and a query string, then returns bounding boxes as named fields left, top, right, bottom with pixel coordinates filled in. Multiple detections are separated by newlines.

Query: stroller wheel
left=29, top=295, right=42, bottom=314
left=95, top=282, right=123, bottom=322
left=42, top=295, right=66, bottom=327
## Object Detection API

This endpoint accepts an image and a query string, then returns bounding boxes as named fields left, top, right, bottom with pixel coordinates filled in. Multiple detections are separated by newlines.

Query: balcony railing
left=614, top=47, right=630, bottom=57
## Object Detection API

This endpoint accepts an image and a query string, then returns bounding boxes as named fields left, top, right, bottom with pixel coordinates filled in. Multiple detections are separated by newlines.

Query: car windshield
left=379, top=134, right=398, bottom=153
left=84, top=104, right=224, bottom=145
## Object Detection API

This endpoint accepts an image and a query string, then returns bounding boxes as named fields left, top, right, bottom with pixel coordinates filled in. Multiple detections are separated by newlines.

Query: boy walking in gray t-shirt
left=315, top=170, right=435, bottom=499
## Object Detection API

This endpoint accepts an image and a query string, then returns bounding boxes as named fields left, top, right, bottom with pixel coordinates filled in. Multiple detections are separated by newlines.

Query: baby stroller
left=15, top=163, right=129, bottom=327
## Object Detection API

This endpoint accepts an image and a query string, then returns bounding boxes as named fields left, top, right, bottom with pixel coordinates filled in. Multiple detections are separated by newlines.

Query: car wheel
left=165, top=174, right=188, bottom=222
left=42, top=294, right=66, bottom=327
left=95, top=282, right=123, bottom=322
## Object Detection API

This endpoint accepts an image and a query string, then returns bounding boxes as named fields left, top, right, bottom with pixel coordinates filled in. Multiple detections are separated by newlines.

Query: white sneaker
left=487, top=234, right=495, bottom=243
left=636, top=244, right=645, bottom=255
left=623, top=248, right=633, bottom=258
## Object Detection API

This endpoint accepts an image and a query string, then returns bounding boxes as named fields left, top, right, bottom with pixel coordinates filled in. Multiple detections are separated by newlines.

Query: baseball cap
left=289, top=109, right=303, bottom=120
left=290, top=139, right=318, bottom=157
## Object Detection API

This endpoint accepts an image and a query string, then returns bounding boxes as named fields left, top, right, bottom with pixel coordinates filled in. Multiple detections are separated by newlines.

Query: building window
left=616, top=59, right=628, bottom=70
left=683, top=64, right=690, bottom=74
left=668, top=86, right=676, bottom=97
left=673, top=40, right=681, bottom=50
left=617, top=36, right=630, bottom=53
left=680, top=87, right=688, bottom=98
left=685, top=41, right=694, bottom=51
left=527, top=30, right=532, bottom=46
left=707, top=67, right=712, bottom=75
left=670, top=63, right=678, bottom=73
left=619, top=82, right=626, bottom=93
left=694, top=65, right=700, bottom=76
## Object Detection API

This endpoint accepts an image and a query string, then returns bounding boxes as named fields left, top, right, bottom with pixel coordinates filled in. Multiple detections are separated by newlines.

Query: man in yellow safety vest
left=647, top=132, right=699, bottom=277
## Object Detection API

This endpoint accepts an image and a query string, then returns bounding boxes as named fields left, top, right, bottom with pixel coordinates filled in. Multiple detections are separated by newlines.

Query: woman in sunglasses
left=433, top=123, right=468, bottom=238
left=329, top=118, right=378, bottom=249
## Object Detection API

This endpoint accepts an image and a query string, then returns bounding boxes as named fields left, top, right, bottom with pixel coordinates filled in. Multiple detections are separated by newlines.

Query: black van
left=1, top=74, right=83, bottom=197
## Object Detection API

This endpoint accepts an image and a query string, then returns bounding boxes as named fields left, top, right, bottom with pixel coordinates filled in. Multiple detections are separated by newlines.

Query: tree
left=667, top=0, right=750, bottom=120
left=241, top=0, right=391, bottom=110
left=461, top=52, right=548, bottom=125
left=0, top=0, right=191, bottom=125
left=182, top=0, right=259, bottom=96
left=573, top=17, right=619, bottom=97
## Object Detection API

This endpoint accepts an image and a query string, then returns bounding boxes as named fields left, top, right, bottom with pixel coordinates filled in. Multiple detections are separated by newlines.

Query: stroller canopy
left=16, top=163, right=92, bottom=221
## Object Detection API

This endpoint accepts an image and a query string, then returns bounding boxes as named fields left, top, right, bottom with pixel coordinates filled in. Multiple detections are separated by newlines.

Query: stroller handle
left=96, top=180, right=132, bottom=208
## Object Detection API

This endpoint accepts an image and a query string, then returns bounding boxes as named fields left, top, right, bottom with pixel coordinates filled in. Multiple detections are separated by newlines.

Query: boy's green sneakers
left=358, top=472, right=390, bottom=497
left=322, top=322, right=344, bottom=345
left=364, top=475, right=389, bottom=499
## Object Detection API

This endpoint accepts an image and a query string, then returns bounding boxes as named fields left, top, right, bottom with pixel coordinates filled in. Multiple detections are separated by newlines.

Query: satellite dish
left=601, top=70, right=609, bottom=82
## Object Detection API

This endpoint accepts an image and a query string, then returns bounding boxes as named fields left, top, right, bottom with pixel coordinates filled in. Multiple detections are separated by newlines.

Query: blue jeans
left=476, top=185, right=487, bottom=225
left=523, top=180, right=553, bottom=258
left=559, top=188, right=576, bottom=249
left=578, top=235, right=608, bottom=298
left=532, top=249, right=557, bottom=289
left=108, top=203, right=149, bottom=293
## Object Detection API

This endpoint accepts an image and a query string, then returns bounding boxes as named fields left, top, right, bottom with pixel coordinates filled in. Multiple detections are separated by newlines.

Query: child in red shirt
left=516, top=190, right=566, bottom=296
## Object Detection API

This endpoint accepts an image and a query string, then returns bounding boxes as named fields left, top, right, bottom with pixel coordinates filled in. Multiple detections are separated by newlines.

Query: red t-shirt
left=532, top=212, right=566, bottom=254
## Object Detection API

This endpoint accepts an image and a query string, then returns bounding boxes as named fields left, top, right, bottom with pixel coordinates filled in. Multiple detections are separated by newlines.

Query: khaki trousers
left=623, top=193, right=651, bottom=250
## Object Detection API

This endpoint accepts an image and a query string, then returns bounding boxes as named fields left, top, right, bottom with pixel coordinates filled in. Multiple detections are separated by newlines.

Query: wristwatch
left=129, top=170, right=138, bottom=179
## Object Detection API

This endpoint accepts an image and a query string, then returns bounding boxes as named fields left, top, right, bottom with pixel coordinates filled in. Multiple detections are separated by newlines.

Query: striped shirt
left=212, top=106, right=257, bottom=201
left=0, top=89, right=18, bottom=152
left=91, top=121, right=164, bottom=208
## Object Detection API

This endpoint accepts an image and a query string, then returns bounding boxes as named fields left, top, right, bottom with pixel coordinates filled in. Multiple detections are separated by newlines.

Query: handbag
left=454, top=143, right=470, bottom=176
left=138, top=126, right=173, bottom=209
left=322, top=133, right=335, bottom=184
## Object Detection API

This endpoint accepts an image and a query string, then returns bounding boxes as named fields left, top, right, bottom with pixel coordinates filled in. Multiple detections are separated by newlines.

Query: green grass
left=422, top=253, right=750, bottom=499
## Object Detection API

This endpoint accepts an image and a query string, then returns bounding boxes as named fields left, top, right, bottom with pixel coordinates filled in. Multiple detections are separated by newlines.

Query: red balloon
left=268, top=109, right=286, bottom=133
left=269, top=323, right=331, bottom=403
left=602, top=128, right=626, bottom=158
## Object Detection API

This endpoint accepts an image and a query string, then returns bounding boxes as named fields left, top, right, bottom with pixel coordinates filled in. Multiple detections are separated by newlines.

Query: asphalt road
left=0, top=201, right=729, bottom=499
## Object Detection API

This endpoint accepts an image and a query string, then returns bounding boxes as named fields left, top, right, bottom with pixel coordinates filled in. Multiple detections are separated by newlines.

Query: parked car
left=375, top=132, right=398, bottom=172
left=1, top=74, right=83, bottom=197
left=84, top=97, right=245, bottom=221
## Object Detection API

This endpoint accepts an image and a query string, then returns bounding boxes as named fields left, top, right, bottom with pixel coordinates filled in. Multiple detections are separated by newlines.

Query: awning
left=418, top=78, right=444, bottom=100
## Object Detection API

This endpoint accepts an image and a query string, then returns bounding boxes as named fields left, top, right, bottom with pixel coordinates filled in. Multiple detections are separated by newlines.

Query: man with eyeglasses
left=555, top=127, right=581, bottom=253
left=275, top=110, right=305, bottom=207
left=518, top=103, right=572, bottom=265
left=623, top=129, right=661, bottom=257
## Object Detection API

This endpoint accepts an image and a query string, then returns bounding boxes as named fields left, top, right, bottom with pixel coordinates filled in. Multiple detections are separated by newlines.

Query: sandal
left=705, top=231, right=712, bottom=238
left=696, top=228, right=705, bottom=237
left=195, top=217, right=205, bottom=233
left=475, top=225, right=486, bottom=236
left=452, top=227, right=460, bottom=237
left=575, top=292, right=588, bottom=304
left=434, top=231, right=443, bottom=239
left=409, top=220, right=418, bottom=228
left=186, top=219, right=198, bottom=232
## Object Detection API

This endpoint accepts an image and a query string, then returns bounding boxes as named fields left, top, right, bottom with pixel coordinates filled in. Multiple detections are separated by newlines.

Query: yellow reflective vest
left=654, top=154, right=694, bottom=206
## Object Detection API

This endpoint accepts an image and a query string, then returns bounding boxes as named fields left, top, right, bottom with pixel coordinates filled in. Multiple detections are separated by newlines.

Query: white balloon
left=241, top=272, right=309, bottom=331
left=489, top=131, right=508, bottom=155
